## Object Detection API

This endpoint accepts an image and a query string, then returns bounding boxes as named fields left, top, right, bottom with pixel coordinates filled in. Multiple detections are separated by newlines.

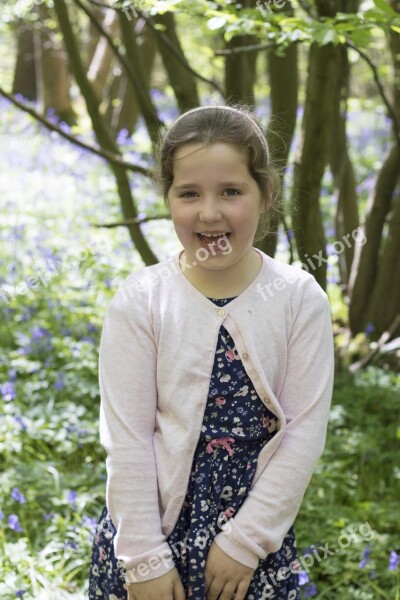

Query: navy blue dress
left=88, top=296, right=300, bottom=600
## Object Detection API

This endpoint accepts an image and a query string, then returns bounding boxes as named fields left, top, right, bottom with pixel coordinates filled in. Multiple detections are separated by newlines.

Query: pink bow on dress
left=206, top=436, right=235, bottom=456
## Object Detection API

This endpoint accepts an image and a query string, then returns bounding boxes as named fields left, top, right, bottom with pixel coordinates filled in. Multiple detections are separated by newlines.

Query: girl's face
left=167, top=142, right=266, bottom=271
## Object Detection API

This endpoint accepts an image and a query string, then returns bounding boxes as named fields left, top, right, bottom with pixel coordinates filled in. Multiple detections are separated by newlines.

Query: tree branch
left=0, top=86, right=151, bottom=176
left=345, top=39, right=400, bottom=146
left=86, top=0, right=224, bottom=96
left=92, top=214, right=171, bottom=228
left=72, top=0, right=163, bottom=144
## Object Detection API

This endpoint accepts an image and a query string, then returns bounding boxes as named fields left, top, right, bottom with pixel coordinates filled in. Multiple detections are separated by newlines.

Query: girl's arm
left=212, top=276, right=335, bottom=568
left=98, top=277, right=175, bottom=585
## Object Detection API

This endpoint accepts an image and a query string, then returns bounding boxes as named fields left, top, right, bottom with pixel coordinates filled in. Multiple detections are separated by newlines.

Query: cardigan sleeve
left=98, top=279, right=175, bottom=584
left=213, top=276, right=335, bottom=569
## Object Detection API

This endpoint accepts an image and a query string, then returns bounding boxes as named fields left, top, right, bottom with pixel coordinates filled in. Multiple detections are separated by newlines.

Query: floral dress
left=88, top=296, right=300, bottom=600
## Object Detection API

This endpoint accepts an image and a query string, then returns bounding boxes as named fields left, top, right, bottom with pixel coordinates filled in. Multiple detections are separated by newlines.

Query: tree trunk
left=151, top=11, right=199, bottom=111
left=224, top=0, right=259, bottom=107
left=53, top=0, right=159, bottom=266
left=106, top=18, right=157, bottom=136
left=117, top=11, right=163, bottom=147
left=87, top=8, right=119, bottom=104
left=291, top=41, right=339, bottom=289
left=257, top=5, right=298, bottom=258
left=328, top=44, right=359, bottom=288
left=12, top=21, right=37, bottom=101
left=348, top=145, right=400, bottom=333
left=36, top=4, right=76, bottom=124
left=348, top=7, right=400, bottom=336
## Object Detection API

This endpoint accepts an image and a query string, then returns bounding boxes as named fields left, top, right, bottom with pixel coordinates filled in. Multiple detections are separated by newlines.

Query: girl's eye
left=180, top=191, right=197, bottom=198
left=224, top=188, right=241, bottom=196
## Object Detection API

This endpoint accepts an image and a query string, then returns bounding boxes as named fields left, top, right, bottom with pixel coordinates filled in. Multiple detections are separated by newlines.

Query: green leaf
left=390, top=24, right=400, bottom=33
left=347, top=27, right=373, bottom=48
left=373, top=0, right=397, bottom=17
left=207, top=15, right=228, bottom=30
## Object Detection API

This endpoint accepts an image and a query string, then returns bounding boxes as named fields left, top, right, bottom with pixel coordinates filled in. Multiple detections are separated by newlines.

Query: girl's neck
left=178, top=248, right=262, bottom=299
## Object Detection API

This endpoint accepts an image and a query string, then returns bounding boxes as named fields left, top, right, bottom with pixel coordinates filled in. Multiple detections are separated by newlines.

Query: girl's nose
left=199, top=197, right=223, bottom=221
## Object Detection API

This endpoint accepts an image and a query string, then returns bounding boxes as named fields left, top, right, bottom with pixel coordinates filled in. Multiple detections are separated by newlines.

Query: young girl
left=88, top=105, right=335, bottom=600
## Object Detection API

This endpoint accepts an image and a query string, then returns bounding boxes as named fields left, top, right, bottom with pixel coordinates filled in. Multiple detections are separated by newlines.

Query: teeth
left=200, top=232, right=227, bottom=237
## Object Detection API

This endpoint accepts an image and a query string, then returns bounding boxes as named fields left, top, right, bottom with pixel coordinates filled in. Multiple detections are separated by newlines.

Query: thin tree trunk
left=291, top=41, right=339, bottom=289
left=224, top=0, right=259, bottom=107
left=87, top=8, right=119, bottom=104
left=328, top=44, right=359, bottom=288
left=348, top=145, right=400, bottom=333
left=53, top=0, right=159, bottom=266
left=348, top=5, right=400, bottom=336
left=151, top=11, right=199, bottom=111
left=258, top=10, right=298, bottom=258
left=12, top=21, right=37, bottom=100
left=117, top=11, right=163, bottom=146
left=37, top=4, right=76, bottom=124
left=106, top=18, right=157, bottom=136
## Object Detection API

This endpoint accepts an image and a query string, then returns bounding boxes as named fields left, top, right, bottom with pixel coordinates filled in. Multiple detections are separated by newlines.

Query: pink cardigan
left=98, top=247, right=335, bottom=584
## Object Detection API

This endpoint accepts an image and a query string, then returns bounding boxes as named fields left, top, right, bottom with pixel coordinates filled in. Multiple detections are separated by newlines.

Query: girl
left=88, top=105, right=335, bottom=600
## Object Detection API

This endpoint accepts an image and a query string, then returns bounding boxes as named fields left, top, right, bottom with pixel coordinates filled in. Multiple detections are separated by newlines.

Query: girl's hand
left=205, top=541, right=256, bottom=600
left=127, top=567, right=185, bottom=600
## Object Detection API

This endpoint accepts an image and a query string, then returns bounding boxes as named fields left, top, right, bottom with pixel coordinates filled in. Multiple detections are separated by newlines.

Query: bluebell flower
left=1, top=381, right=16, bottom=401
left=364, top=323, right=375, bottom=336
left=359, top=545, right=372, bottom=569
left=13, top=416, right=27, bottom=431
left=389, top=550, right=399, bottom=571
left=299, top=570, right=309, bottom=585
left=304, top=582, right=317, bottom=597
left=11, top=487, right=26, bottom=504
left=66, top=490, right=77, bottom=506
left=8, top=368, right=17, bottom=381
left=54, top=373, right=65, bottom=390
left=370, top=570, right=376, bottom=579
left=43, top=512, right=54, bottom=521
left=8, top=514, right=23, bottom=532
left=15, top=590, right=26, bottom=598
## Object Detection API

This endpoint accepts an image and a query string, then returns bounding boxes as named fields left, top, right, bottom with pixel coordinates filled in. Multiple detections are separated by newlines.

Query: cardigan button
left=242, top=352, right=248, bottom=359
left=217, top=308, right=226, bottom=317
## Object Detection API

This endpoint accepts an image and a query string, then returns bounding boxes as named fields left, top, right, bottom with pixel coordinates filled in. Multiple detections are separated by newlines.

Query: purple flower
left=31, top=325, right=51, bottom=341
left=43, top=512, right=54, bottom=521
left=359, top=545, right=372, bottom=569
left=54, top=373, right=65, bottom=390
left=13, top=416, right=27, bottom=431
left=370, top=570, right=376, bottom=579
left=66, top=490, right=77, bottom=506
left=364, top=323, right=375, bottom=336
left=1, top=381, right=16, bottom=401
left=299, top=570, right=309, bottom=585
left=8, top=368, right=17, bottom=382
left=8, top=514, right=23, bottom=532
left=15, top=591, right=26, bottom=598
left=304, top=582, right=318, bottom=598
left=11, top=487, right=26, bottom=504
left=389, top=550, right=399, bottom=571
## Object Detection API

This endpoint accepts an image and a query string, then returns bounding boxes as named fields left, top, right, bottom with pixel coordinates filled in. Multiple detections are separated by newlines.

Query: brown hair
left=152, top=103, right=283, bottom=243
